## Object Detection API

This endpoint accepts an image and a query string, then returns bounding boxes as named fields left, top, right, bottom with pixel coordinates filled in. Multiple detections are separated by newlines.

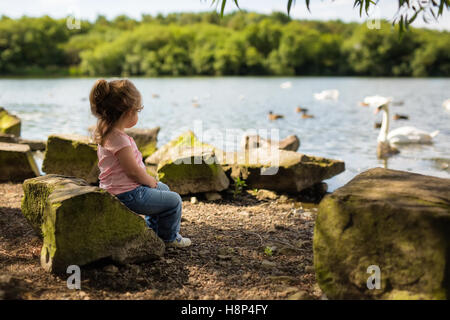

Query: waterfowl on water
left=314, top=89, right=339, bottom=101
left=301, top=113, right=315, bottom=119
left=295, top=106, right=309, bottom=113
left=152, top=93, right=159, bottom=98
left=280, top=81, right=292, bottom=89
left=393, top=113, right=409, bottom=120
left=268, top=111, right=284, bottom=120
left=372, top=99, right=439, bottom=158
left=443, top=99, right=450, bottom=111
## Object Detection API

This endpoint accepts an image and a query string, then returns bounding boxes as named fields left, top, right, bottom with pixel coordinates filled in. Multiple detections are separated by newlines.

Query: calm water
left=1, top=77, right=449, bottom=191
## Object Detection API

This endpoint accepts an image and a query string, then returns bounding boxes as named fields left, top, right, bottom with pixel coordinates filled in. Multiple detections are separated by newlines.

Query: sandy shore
left=0, top=182, right=322, bottom=300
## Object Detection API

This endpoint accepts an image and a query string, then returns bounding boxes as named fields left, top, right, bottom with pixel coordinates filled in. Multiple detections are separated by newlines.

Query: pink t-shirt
left=97, top=128, right=145, bottom=195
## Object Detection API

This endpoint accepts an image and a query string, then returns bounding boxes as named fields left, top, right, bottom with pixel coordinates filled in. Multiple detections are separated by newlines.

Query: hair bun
left=93, top=79, right=110, bottom=105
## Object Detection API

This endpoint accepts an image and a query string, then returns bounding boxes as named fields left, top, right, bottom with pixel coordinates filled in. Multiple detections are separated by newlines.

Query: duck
left=374, top=122, right=382, bottom=129
left=301, top=112, right=315, bottom=119
left=314, top=89, right=339, bottom=101
left=192, top=103, right=200, bottom=108
left=393, top=113, right=409, bottom=120
left=268, top=111, right=284, bottom=120
left=373, top=99, right=439, bottom=158
left=295, top=106, right=309, bottom=113
left=443, top=99, right=450, bottom=111
left=152, top=93, right=159, bottom=98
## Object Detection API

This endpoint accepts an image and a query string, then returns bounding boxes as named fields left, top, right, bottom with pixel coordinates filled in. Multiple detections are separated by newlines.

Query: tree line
left=0, top=11, right=448, bottom=77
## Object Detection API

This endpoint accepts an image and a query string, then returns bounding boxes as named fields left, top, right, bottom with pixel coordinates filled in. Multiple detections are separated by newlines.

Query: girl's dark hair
left=89, top=79, right=142, bottom=146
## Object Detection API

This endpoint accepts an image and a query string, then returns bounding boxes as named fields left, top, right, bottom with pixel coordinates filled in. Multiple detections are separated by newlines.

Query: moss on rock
left=125, top=127, right=160, bottom=159
left=145, top=130, right=216, bottom=166
left=157, top=149, right=229, bottom=195
left=0, top=107, right=21, bottom=136
left=0, top=142, right=40, bottom=182
left=42, top=134, right=99, bottom=184
left=218, top=148, right=345, bottom=193
left=313, top=168, right=450, bottom=300
left=21, top=175, right=164, bottom=273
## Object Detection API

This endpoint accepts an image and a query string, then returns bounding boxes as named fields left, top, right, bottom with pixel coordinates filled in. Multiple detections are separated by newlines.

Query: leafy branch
left=210, top=0, right=449, bottom=32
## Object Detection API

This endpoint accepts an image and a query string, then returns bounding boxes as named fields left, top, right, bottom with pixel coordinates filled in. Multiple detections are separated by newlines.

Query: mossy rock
left=22, top=174, right=88, bottom=237
left=125, top=127, right=160, bottom=159
left=157, top=149, right=229, bottom=195
left=0, top=142, right=40, bottom=182
left=0, top=133, right=46, bottom=151
left=88, top=125, right=160, bottom=159
left=145, top=130, right=216, bottom=166
left=0, top=107, right=21, bottom=136
left=22, top=175, right=165, bottom=273
left=217, top=148, right=345, bottom=193
left=313, top=168, right=450, bottom=300
left=42, top=134, right=99, bottom=184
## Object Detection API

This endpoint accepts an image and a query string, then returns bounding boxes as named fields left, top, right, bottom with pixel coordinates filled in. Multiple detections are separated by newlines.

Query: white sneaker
left=166, top=234, right=192, bottom=248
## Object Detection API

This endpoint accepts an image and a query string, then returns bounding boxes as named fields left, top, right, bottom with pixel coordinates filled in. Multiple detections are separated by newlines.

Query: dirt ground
left=0, top=182, right=323, bottom=300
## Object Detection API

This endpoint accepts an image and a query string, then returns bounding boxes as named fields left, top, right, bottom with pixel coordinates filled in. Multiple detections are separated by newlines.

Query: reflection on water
left=1, top=77, right=449, bottom=191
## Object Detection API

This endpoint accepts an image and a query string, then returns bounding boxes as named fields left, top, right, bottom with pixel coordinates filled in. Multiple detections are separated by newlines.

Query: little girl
left=89, top=78, right=191, bottom=248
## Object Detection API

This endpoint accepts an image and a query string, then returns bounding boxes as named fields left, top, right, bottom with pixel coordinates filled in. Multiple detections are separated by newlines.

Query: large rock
left=0, top=142, right=40, bottom=182
left=22, top=175, right=165, bottom=273
left=88, top=125, right=160, bottom=159
left=242, top=134, right=300, bottom=152
left=145, top=130, right=215, bottom=167
left=157, top=148, right=229, bottom=195
left=217, top=148, right=345, bottom=193
left=0, top=133, right=46, bottom=151
left=42, top=134, right=99, bottom=184
left=314, top=168, right=450, bottom=300
left=125, top=127, right=159, bottom=159
left=0, top=107, right=21, bottom=136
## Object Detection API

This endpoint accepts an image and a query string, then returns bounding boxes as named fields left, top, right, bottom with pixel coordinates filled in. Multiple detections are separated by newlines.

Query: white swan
left=314, top=89, right=339, bottom=101
left=443, top=99, right=450, bottom=111
left=363, top=95, right=393, bottom=107
left=373, top=100, right=439, bottom=158
left=280, top=81, right=292, bottom=89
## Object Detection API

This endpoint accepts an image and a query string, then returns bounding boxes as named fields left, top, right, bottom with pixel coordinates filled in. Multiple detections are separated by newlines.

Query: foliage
left=0, top=12, right=449, bottom=77
left=233, top=176, right=247, bottom=197
left=212, top=0, right=450, bottom=33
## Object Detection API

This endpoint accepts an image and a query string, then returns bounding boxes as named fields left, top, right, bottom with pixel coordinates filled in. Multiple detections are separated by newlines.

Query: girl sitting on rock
left=89, top=79, right=191, bottom=248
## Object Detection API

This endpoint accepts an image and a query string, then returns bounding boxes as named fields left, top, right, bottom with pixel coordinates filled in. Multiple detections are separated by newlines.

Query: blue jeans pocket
left=116, top=189, right=136, bottom=205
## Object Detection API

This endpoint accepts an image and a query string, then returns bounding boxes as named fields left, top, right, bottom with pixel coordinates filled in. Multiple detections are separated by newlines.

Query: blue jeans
left=115, top=182, right=182, bottom=242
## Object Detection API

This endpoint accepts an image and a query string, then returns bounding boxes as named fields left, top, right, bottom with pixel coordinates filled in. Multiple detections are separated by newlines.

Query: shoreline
left=0, top=182, right=321, bottom=300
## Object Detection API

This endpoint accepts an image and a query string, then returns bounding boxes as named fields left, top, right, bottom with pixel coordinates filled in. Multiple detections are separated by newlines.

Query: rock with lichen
left=0, top=133, right=46, bottom=151
left=157, top=148, right=229, bottom=195
left=22, top=174, right=165, bottom=273
left=217, top=148, right=344, bottom=193
left=0, top=107, right=21, bottom=136
left=145, top=130, right=215, bottom=167
left=0, top=142, right=40, bottom=182
left=124, top=127, right=160, bottom=159
left=42, top=134, right=99, bottom=184
left=88, top=125, right=160, bottom=159
left=313, top=168, right=450, bottom=300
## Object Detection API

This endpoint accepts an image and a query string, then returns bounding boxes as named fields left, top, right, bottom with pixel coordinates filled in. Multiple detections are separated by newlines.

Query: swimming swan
left=373, top=99, right=439, bottom=158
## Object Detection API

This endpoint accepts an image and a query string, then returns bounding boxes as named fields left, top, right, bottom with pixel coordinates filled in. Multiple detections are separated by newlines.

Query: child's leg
left=144, top=181, right=172, bottom=231
left=123, top=185, right=182, bottom=242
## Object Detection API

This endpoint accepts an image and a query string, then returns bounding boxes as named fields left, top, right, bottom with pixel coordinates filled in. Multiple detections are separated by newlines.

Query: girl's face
left=123, top=109, right=139, bottom=128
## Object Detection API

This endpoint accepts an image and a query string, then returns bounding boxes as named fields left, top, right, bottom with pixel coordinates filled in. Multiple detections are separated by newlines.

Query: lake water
left=1, top=77, right=449, bottom=191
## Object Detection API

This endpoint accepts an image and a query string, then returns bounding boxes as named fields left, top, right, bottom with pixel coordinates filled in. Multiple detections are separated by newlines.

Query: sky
left=1, top=0, right=449, bottom=30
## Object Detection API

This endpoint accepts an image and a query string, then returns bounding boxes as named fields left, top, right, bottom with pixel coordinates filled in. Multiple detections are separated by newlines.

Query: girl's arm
left=115, top=146, right=158, bottom=188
